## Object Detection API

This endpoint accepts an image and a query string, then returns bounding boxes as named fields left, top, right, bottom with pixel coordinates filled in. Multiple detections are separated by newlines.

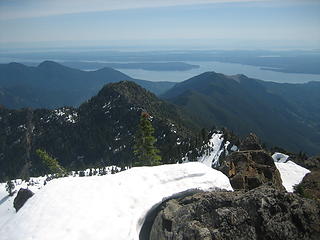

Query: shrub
left=36, top=149, right=66, bottom=177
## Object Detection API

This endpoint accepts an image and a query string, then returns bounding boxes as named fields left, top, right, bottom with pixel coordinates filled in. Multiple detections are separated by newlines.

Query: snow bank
left=0, top=166, right=122, bottom=229
left=275, top=160, right=310, bottom=192
left=272, top=152, right=310, bottom=192
left=0, top=162, right=232, bottom=240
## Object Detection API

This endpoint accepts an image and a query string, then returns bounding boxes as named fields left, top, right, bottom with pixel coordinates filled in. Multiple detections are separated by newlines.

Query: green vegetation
left=133, top=112, right=161, bottom=167
left=294, top=169, right=320, bottom=202
left=163, top=72, right=320, bottom=155
left=36, top=149, right=66, bottom=177
left=293, top=182, right=315, bottom=200
left=0, top=81, right=198, bottom=180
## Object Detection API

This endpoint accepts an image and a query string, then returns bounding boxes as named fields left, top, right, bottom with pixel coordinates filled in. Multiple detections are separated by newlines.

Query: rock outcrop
left=216, top=133, right=283, bottom=191
left=150, top=186, right=320, bottom=240
left=239, top=133, right=262, bottom=151
left=13, top=188, right=34, bottom=212
left=219, top=150, right=284, bottom=191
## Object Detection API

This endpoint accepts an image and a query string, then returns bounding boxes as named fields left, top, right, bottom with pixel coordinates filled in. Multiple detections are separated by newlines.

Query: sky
left=0, top=0, right=320, bottom=50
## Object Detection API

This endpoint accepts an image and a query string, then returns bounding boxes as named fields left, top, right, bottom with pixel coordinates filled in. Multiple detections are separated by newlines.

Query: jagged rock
left=13, top=188, right=34, bottom=212
left=239, top=133, right=262, bottom=151
left=219, top=150, right=283, bottom=191
left=150, top=186, right=320, bottom=240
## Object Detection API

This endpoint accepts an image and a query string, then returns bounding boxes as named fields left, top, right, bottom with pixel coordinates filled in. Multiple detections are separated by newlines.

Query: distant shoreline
left=20, top=61, right=201, bottom=72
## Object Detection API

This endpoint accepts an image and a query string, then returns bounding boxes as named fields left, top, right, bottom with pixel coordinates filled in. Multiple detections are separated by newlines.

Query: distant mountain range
left=0, top=61, right=319, bottom=157
left=2, top=49, right=319, bottom=74
left=0, top=61, right=175, bottom=109
left=21, top=61, right=200, bottom=71
left=162, top=72, right=320, bottom=154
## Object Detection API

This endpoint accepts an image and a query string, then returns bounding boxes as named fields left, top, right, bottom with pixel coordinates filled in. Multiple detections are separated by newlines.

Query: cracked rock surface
left=150, top=186, right=320, bottom=240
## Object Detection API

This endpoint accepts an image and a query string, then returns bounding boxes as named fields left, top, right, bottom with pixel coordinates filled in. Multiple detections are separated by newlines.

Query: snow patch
left=275, top=160, right=310, bottom=192
left=102, top=101, right=111, bottom=109
left=197, top=133, right=224, bottom=168
left=53, top=108, right=78, bottom=124
left=230, top=145, right=238, bottom=152
left=0, top=163, right=232, bottom=240
left=272, top=152, right=289, bottom=163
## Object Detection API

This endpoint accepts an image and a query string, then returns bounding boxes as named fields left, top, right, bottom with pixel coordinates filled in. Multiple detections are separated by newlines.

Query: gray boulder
left=150, top=186, right=320, bottom=240
left=13, top=188, right=34, bottom=212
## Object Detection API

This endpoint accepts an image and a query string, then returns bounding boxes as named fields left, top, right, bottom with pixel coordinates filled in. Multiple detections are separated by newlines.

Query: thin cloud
left=0, top=0, right=267, bottom=20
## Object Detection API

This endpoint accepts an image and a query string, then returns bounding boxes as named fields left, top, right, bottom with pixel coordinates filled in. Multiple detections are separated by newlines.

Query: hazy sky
left=0, top=0, right=319, bottom=49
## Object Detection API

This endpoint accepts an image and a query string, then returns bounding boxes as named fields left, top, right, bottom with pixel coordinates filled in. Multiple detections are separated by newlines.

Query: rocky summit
left=150, top=186, right=320, bottom=240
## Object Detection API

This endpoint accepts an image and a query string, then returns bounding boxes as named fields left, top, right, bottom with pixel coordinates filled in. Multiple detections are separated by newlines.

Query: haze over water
left=111, top=61, right=320, bottom=83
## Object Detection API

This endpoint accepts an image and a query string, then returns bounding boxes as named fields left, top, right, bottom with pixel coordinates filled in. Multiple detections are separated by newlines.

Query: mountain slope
left=0, top=61, right=175, bottom=109
left=162, top=72, right=320, bottom=154
left=261, top=81, right=320, bottom=131
left=0, top=81, right=197, bottom=180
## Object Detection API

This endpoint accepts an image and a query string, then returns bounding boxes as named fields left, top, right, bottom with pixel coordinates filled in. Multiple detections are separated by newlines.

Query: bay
left=114, top=61, right=320, bottom=83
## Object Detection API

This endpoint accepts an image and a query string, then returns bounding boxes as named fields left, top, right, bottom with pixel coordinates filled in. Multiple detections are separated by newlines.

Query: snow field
left=0, top=144, right=312, bottom=240
left=0, top=162, right=232, bottom=240
left=0, top=177, right=47, bottom=228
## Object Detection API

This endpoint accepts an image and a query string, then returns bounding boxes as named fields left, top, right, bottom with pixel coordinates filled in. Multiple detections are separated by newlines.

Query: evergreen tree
left=6, top=180, right=15, bottom=196
left=36, top=149, right=66, bottom=177
left=133, top=112, right=161, bottom=166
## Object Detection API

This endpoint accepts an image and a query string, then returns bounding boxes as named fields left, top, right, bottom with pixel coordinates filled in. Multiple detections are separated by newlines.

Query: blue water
left=1, top=56, right=319, bottom=83
left=115, top=61, right=320, bottom=83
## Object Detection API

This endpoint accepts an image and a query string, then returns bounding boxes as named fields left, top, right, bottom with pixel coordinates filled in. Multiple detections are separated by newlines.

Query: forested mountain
left=0, top=61, right=175, bottom=109
left=0, top=81, right=201, bottom=180
left=1, top=62, right=319, bottom=181
left=162, top=72, right=320, bottom=155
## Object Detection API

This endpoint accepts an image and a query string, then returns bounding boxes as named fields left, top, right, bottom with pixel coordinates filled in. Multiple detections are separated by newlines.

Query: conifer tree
left=36, top=149, right=66, bottom=177
left=133, top=112, right=161, bottom=166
